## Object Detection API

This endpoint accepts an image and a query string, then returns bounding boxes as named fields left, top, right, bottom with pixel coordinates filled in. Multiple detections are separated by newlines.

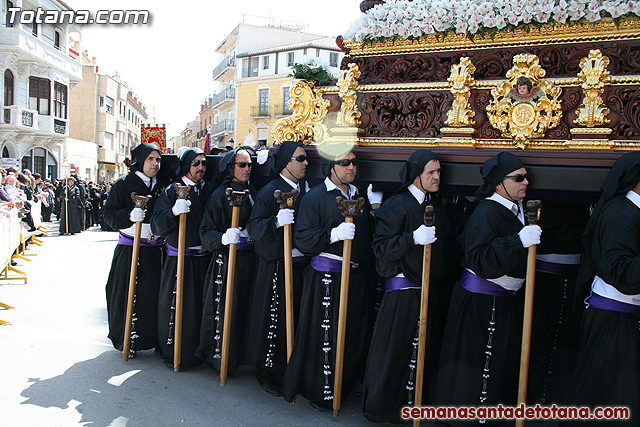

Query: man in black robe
left=362, top=149, right=446, bottom=423
left=59, top=177, right=83, bottom=235
left=568, top=152, right=640, bottom=426
left=435, top=152, right=541, bottom=424
left=246, top=141, right=309, bottom=396
left=103, top=143, right=165, bottom=355
left=282, top=146, right=375, bottom=411
left=196, top=148, right=258, bottom=376
left=152, top=147, right=212, bottom=370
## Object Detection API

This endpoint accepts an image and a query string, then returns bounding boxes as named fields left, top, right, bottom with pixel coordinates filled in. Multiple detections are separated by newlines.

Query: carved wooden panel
left=608, top=86, right=640, bottom=140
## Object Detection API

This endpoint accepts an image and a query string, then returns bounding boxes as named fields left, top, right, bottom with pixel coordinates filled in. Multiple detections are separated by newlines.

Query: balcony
left=212, top=55, right=236, bottom=81
left=211, top=87, right=236, bottom=108
left=273, top=104, right=292, bottom=116
left=98, top=148, right=116, bottom=164
left=210, top=119, right=235, bottom=136
left=0, top=26, right=82, bottom=81
left=2, top=105, right=38, bottom=130
left=251, top=106, right=271, bottom=117
left=38, top=116, right=69, bottom=136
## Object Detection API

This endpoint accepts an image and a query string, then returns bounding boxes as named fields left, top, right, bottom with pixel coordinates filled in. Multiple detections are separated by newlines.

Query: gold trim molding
left=344, top=17, right=640, bottom=57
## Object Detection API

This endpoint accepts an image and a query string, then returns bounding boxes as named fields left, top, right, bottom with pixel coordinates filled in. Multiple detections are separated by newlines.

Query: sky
left=64, top=0, right=360, bottom=139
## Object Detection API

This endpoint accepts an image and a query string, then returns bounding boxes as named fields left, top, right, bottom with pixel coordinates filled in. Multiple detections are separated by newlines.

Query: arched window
left=4, top=69, right=14, bottom=107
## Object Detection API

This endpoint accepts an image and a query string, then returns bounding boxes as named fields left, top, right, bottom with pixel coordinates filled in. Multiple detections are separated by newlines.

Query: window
left=6, top=1, right=14, bottom=27
left=29, top=77, right=50, bottom=115
left=263, top=56, right=269, bottom=70
left=54, top=82, right=67, bottom=119
left=54, top=30, right=61, bottom=49
left=105, top=96, right=114, bottom=115
left=303, top=48, right=307, bottom=55
left=316, top=48, right=320, bottom=57
left=99, top=96, right=104, bottom=108
left=259, top=89, right=269, bottom=116
left=283, top=87, right=291, bottom=114
left=287, top=52, right=294, bottom=66
left=330, top=53, right=338, bottom=67
left=4, top=69, right=14, bottom=107
left=104, top=132, right=114, bottom=150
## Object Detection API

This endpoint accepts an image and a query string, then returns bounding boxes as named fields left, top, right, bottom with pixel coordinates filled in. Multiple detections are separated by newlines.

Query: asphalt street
left=0, top=222, right=375, bottom=427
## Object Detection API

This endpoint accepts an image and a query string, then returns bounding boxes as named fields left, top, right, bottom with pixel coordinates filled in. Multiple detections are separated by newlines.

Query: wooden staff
left=220, top=188, right=250, bottom=386
left=122, top=193, right=152, bottom=362
left=64, top=178, right=69, bottom=234
left=516, top=200, right=542, bottom=427
left=333, top=196, right=365, bottom=417
left=413, top=205, right=435, bottom=427
left=173, top=183, right=193, bottom=372
left=274, top=189, right=299, bottom=362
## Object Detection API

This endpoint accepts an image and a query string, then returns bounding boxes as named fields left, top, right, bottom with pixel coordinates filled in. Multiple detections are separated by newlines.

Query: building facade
left=0, top=0, right=83, bottom=180
left=68, top=56, right=148, bottom=183
left=211, top=23, right=343, bottom=149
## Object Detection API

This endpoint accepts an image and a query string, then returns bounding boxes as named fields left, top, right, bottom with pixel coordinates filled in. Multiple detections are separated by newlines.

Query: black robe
left=527, top=202, right=588, bottom=405
left=436, top=198, right=528, bottom=424
left=568, top=196, right=640, bottom=427
left=195, top=179, right=257, bottom=374
left=103, top=172, right=165, bottom=353
left=59, top=185, right=83, bottom=234
left=282, top=181, right=375, bottom=407
left=362, top=190, right=446, bottom=423
left=246, top=176, right=307, bottom=387
left=151, top=178, right=213, bottom=369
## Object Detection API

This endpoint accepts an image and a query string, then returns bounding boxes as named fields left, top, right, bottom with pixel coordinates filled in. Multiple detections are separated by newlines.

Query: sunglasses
left=191, top=159, right=207, bottom=167
left=233, top=162, right=252, bottom=169
left=504, top=174, right=528, bottom=183
left=291, top=155, right=307, bottom=163
left=334, top=158, right=358, bottom=167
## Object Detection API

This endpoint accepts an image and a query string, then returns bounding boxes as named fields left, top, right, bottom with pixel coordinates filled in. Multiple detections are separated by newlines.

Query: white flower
left=536, top=10, right=552, bottom=22
left=507, top=11, right=521, bottom=24
left=455, top=19, right=469, bottom=33
left=468, top=20, right=480, bottom=33
left=479, top=2, right=493, bottom=14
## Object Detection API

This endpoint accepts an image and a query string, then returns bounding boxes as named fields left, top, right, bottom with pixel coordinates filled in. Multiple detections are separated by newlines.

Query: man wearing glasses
left=436, top=152, right=541, bottom=417
left=152, top=147, right=213, bottom=369
left=104, top=142, right=166, bottom=356
left=197, top=148, right=258, bottom=377
left=283, top=146, right=375, bottom=411
left=246, top=141, right=309, bottom=397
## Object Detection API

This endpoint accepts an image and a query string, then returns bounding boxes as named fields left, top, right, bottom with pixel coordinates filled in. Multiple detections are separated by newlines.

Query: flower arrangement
left=289, top=56, right=336, bottom=86
left=344, top=0, right=640, bottom=43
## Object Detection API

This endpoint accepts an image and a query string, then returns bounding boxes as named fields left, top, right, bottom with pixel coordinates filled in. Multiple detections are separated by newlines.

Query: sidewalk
left=0, top=222, right=372, bottom=427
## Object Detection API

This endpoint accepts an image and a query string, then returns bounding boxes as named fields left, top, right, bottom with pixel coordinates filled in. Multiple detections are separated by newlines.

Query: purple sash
left=236, top=236, right=253, bottom=251
left=586, top=292, right=640, bottom=314
left=535, top=259, right=580, bottom=275
left=118, top=231, right=166, bottom=247
left=459, top=269, right=517, bottom=297
left=310, top=255, right=358, bottom=273
left=384, top=276, right=421, bottom=292
left=280, top=256, right=307, bottom=264
left=167, top=244, right=209, bottom=257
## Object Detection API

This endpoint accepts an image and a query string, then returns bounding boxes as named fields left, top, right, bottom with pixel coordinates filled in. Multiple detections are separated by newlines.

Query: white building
left=210, top=22, right=343, bottom=148
left=0, top=0, right=83, bottom=180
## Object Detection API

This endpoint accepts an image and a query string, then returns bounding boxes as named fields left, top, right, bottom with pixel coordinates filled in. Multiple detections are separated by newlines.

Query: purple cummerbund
left=118, top=231, right=166, bottom=247
left=586, top=292, right=640, bottom=314
left=310, top=255, right=358, bottom=273
left=167, top=244, right=209, bottom=257
left=535, top=259, right=580, bottom=275
left=280, top=256, right=307, bottom=264
left=459, top=269, right=517, bottom=298
left=384, top=276, right=421, bottom=292
left=236, top=236, right=253, bottom=251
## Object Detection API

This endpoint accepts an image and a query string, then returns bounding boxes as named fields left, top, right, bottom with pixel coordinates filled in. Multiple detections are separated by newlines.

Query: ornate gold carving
left=486, top=54, right=563, bottom=149
left=344, top=16, right=640, bottom=57
left=270, top=80, right=330, bottom=145
left=336, top=63, right=362, bottom=128
left=573, top=49, right=611, bottom=128
left=445, top=57, right=476, bottom=128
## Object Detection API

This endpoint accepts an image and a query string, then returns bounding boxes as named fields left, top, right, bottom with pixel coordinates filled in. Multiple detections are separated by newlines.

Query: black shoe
left=260, top=382, right=282, bottom=397
left=309, top=399, right=330, bottom=412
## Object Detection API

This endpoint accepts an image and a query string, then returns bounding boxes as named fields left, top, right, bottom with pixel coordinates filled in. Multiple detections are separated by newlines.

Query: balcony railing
left=211, top=87, right=236, bottom=108
left=210, top=119, right=235, bottom=135
left=251, top=106, right=271, bottom=117
left=212, top=55, right=236, bottom=80
left=54, top=119, right=66, bottom=134
left=2, top=105, right=38, bottom=130
left=273, top=104, right=292, bottom=116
